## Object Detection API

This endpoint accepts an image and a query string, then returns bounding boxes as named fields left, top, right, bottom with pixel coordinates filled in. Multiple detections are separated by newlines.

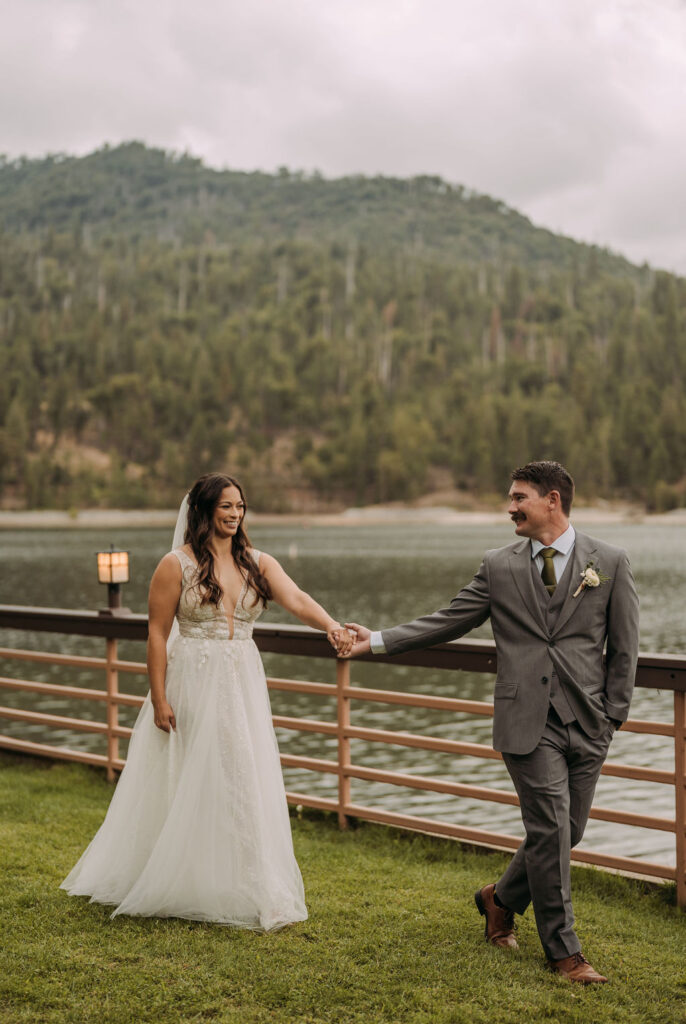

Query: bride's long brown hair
left=184, top=473, right=272, bottom=608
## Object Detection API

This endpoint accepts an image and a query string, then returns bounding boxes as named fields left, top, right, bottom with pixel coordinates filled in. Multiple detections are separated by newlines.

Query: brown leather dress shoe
left=547, top=952, right=608, bottom=984
left=474, top=884, right=518, bottom=948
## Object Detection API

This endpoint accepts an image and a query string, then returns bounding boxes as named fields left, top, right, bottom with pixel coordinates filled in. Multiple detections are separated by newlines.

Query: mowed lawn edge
left=1, top=751, right=685, bottom=1024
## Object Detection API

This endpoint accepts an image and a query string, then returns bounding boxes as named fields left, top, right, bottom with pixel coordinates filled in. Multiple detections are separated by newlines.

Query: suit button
left=541, top=676, right=548, bottom=684
left=548, top=640, right=556, bottom=648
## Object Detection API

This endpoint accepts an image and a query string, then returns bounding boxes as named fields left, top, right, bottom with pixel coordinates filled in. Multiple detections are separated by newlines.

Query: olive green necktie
left=540, top=547, right=557, bottom=596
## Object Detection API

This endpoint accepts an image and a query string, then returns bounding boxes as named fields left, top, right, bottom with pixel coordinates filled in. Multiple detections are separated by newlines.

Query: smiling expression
left=507, top=481, right=557, bottom=540
left=212, top=485, right=245, bottom=539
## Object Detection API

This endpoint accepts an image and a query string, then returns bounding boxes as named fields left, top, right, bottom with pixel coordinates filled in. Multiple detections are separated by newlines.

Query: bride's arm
left=259, top=553, right=353, bottom=655
left=147, top=553, right=182, bottom=732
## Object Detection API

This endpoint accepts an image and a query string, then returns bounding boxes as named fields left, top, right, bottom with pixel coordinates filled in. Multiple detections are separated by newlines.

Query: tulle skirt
left=61, top=635, right=307, bottom=931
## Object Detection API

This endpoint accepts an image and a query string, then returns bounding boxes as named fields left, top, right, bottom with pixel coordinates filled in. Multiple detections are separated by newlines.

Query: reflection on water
left=0, top=521, right=683, bottom=865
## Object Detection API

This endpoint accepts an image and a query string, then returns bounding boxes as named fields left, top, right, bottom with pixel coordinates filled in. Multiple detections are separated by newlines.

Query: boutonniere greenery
left=573, top=560, right=611, bottom=598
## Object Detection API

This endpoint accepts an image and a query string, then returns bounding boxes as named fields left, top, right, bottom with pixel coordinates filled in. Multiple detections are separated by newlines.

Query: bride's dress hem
left=59, top=887, right=307, bottom=933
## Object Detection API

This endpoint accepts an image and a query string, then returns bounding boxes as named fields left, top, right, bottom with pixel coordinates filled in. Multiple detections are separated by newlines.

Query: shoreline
left=1, top=505, right=684, bottom=530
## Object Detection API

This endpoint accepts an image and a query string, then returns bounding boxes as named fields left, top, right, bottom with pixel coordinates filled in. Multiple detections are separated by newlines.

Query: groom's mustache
left=511, top=514, right=526, bottom=524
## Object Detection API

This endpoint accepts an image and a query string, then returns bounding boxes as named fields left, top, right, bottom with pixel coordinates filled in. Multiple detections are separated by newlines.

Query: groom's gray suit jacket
left=380, top=531, right=639, bottom=755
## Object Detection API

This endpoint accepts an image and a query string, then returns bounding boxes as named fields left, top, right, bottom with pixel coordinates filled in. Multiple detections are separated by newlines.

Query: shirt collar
left=530, top=523, right=576, bottom=559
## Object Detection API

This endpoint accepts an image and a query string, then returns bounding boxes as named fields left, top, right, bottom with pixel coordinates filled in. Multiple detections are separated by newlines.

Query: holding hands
left=327, top=625, right=355, bottom=657
left=327, top=623, right=372, bottom=658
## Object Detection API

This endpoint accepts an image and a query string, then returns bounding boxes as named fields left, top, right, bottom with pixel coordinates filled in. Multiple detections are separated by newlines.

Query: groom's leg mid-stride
left=475, top=708, right=610, bottom=984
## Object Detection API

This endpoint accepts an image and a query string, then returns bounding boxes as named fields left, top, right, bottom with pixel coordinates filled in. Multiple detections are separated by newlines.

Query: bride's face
left=212, top=485, right=245, bottom=539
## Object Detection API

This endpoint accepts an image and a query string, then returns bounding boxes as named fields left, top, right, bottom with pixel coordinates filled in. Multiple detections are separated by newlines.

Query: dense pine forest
left=0, top=142, right=684, bottom=511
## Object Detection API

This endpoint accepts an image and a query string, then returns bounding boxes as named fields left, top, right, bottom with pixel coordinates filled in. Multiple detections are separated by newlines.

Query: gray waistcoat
left=530, top=557, right=576, bottom=725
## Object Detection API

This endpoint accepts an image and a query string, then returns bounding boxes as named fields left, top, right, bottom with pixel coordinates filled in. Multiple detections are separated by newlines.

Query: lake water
left=1, top=520, right=684, bottom=866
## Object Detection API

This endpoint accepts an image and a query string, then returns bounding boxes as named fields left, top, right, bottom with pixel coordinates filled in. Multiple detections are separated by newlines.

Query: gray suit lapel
left=508, top=542, right=548, bottom=636
left=551, top=532, right=598, bottom=636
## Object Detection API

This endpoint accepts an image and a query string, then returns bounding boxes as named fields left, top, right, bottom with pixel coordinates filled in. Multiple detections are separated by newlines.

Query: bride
left=61, top=472, right=352, bottom=931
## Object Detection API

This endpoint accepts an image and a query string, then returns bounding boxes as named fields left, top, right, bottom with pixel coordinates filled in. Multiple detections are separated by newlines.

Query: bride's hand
left=327, top=626, right=355, bottom=657
left=153, top=699, right=176, bottom=733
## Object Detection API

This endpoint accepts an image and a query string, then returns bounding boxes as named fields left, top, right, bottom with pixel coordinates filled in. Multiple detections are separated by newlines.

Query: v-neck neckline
left=178, top=548, right=248, bottom=639
left=219, top=575, right=248, bottom=639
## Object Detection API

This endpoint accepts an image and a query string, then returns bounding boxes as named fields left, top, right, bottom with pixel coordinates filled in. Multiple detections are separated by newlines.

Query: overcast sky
left=1, top=0, right=685, bottom=272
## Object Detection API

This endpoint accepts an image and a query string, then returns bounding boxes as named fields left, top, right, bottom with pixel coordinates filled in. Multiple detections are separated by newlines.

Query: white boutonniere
left=573, top=560, right=611, bottom=598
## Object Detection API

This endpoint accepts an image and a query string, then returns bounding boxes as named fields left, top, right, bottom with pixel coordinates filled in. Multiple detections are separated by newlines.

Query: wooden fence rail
left=1, top=605, right=685, bottom=906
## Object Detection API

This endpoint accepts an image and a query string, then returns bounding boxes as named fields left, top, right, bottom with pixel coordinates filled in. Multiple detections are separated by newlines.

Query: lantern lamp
left=96, top=545, right=131, bottom=615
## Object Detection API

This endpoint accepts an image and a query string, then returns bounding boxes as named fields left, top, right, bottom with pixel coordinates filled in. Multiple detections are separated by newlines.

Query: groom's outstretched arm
left=347, top=558, right=491, bottom=658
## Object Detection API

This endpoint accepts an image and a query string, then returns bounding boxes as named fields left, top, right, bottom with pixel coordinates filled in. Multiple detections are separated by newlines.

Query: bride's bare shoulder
left=152, top=551, right=184, bottom=581
left=256, top=552, right=289, bottom=581
left=255, top=550, right=277, bottom=568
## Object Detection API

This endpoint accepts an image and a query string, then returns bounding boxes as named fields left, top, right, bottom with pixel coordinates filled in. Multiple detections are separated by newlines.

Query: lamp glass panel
left=110, top=551, right=130, bottom=584
left=96, top=551, right=112, bottom=584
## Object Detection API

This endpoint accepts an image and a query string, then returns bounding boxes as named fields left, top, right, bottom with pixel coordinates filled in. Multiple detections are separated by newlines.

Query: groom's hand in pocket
left=343, top=623, right=371, bottom=658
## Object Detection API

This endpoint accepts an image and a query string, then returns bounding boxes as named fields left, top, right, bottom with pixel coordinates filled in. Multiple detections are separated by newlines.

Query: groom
left=345, top=461, right=639, bottom=984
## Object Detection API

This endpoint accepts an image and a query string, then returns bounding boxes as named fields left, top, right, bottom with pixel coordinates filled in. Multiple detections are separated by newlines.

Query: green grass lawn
left=1, top=751, right=685, bottom=1024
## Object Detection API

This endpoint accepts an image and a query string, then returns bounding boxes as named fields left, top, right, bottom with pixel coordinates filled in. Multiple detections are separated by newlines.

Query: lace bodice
left=171, top=548, right=264, bottom=641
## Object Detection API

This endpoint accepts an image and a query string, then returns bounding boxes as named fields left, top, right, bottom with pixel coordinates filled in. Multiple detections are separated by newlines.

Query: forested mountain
left=0, top=143, right=640, bottom=276
left=0, top=143, right=684, bottom=511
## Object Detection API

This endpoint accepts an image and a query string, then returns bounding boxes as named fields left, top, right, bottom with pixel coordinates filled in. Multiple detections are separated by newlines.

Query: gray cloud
left=1, top=0, right=685, bottom=270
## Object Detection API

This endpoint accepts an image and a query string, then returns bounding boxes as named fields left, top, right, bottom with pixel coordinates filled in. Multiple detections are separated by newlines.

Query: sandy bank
left=1, top=505, right=684, bottom=530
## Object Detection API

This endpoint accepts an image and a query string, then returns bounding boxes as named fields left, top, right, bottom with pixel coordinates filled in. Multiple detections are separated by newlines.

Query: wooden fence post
left=674, top=691, right=686, bottom=909
left=337, top=658, right=351, bottom=829
left=106, top=638, right=119, bottom=782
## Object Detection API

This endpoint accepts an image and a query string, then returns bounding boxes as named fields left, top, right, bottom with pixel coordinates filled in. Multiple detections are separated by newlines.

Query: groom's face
left=507, top=481, right=552, bottom=539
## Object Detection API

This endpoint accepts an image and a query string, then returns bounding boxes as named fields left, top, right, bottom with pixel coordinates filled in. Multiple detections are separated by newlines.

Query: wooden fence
left=0, top=604, right=685, bottom=906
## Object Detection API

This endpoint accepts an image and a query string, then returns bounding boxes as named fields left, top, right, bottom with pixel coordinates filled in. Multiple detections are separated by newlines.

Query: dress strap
left=171, top=548, right=196, bottom=570
left=251, top=548, right=261, bottom=568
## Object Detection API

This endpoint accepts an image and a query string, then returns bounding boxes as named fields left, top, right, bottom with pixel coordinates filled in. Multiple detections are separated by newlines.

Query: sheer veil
left=166, top=493, right=189, bottom=654
left=172, top=493, right=189, bottom=551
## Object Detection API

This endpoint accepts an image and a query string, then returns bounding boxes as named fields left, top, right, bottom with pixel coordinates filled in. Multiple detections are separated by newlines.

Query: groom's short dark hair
left=511, top=461, right=575, bottom=516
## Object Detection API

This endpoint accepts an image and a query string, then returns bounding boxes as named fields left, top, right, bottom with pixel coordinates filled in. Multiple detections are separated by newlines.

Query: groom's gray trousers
left=495, top=707, right=614, bottom=960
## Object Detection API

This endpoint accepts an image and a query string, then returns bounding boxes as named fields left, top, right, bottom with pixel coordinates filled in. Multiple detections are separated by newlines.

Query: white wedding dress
left=61, top=547, right=307, bottom=931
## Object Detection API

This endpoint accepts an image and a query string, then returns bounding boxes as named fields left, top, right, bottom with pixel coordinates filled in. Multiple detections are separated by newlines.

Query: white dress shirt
left=530, top=523, right=576, bottom=582
left=370, top=523, right=577, bottom=655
